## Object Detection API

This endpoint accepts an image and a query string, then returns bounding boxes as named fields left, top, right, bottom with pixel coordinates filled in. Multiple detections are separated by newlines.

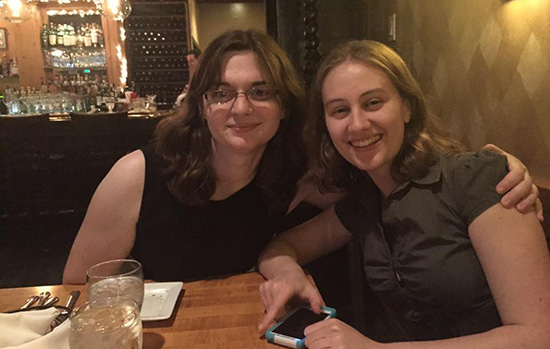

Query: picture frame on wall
left=0, top=28, right=7, bottom=49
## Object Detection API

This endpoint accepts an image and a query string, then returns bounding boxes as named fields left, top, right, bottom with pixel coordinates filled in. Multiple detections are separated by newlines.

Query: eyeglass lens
left=205, top=86, right=275, bottom=105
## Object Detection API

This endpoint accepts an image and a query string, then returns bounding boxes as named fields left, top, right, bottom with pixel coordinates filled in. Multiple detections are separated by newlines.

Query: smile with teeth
left=350, top=134, right=382, bottom=148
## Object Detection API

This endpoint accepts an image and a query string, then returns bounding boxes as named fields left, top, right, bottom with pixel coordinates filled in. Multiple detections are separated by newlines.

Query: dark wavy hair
left=154, top=30, right=307, bottom=214
left=308, top=40, right=464, bottom=191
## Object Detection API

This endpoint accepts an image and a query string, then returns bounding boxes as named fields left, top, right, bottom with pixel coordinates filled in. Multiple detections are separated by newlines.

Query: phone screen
left=272, top=308, right=328, bottom=339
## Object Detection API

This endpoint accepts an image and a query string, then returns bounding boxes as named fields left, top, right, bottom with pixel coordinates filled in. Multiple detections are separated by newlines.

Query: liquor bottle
left=48, top=23, right=57, bottom=47
left=90, top=24, right=98, bottom=48
left=57, top=24, right=64, bottom=46
left=84, top=24, right=92, bottom=47
left=68, top=24, right=76, bottom=47
left=41, top=23, right=49, bottom=48
left=0, top=96, right=8, bottom=115
left=76, top=26, right=83, bottom=48
left=98, top=25, right=104, bottom=48
left=63, top=24, right=70, bottom=47
left=9, top=58, right=18, bottom=77
left=2, top=54, right=9, bottom=78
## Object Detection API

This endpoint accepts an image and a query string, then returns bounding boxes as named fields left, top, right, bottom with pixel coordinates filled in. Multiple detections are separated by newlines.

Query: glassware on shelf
left=145, top=94, right=157, bottom=112
left=104, top=96, right=116, bottom=112
left=95, top=0, right=132, bottom=21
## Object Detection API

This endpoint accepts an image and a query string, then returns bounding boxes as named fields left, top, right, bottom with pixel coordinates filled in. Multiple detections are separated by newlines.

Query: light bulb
left=1, top=0, right=35, bottom=24
left=94, top=0, right=131, bottom=21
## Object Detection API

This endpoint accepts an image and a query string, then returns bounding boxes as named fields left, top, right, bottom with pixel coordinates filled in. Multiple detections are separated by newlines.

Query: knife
left=50, top=290, right=81, bottom=330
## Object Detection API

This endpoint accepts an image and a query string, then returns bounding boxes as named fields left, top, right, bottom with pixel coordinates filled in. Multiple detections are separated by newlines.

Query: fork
left=21, top=295, right=40, bottom=309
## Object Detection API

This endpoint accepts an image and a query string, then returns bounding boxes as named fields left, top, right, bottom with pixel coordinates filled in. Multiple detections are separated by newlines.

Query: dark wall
left=274, top=0, right=376, bottom=80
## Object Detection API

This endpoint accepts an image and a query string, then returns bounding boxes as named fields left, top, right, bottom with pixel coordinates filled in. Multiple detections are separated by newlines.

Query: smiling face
left=322, top=60, right=411, bottom=187
left=203, top=51, right=283, bottom=156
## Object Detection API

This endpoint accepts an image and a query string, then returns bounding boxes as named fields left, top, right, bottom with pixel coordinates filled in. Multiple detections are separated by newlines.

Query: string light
left=1, top=0, right=35, bottom=23
left=118, top=25, right=127, bottom=86
left=93, top=0, right=131, bottom=21
left=46, top=9, right=100, bottom=16
left=36, top=0, right=94, bottom=3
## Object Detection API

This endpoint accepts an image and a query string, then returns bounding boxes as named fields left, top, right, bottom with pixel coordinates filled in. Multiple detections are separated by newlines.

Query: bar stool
left=0, top=114, right=51, bottom=245
left=70, top=112, right=129, bottom=213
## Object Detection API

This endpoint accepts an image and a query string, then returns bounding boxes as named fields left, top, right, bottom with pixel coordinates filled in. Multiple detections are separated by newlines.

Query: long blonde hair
left=308, top=40, right=465, bottom=191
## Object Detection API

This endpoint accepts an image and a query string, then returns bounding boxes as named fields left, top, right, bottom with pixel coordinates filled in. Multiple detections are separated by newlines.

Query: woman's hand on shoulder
left=482, top=144, right=543, bottom=221
left=304, top=318, right=379, bottom=349
left=62, top=150, right=146, bottom=284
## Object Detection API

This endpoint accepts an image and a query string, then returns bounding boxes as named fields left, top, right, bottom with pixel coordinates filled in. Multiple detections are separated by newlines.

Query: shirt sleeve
left=449, top=150, right=508, bottom=226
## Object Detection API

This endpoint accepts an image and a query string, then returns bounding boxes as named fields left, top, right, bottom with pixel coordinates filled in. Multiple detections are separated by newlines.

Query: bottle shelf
left=43, top=46, right=105, bottom=52
left=44, top=66, right=107, bottom=71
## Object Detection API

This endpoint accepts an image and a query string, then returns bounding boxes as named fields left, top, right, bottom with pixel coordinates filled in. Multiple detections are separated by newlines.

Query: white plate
left=141, top=282, right=183, bottom=321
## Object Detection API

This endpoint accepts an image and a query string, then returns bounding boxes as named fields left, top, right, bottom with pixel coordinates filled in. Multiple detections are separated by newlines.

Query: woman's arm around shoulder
left=62, top=150, right=146, bottom=284
left=483, top=144, right=543, bottom=220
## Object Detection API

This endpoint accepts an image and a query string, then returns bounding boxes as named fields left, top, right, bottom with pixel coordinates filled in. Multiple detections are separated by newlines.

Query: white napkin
left=0, top=308, right=69, bottom=349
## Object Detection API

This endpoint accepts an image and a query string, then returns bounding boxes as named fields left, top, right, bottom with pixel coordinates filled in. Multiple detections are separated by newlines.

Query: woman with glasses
left=63, top=30, right=539, bottom=284
left=63, top=30, right=311, bottom=283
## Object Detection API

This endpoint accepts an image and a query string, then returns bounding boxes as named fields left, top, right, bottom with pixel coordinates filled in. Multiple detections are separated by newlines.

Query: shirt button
left=395, top=272, right=402, bottom=282
left=411, top=310, right=423, bottom=321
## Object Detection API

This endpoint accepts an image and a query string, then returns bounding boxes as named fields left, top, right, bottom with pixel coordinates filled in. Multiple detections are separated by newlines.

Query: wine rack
left=125, top=0, right=190, bottom=106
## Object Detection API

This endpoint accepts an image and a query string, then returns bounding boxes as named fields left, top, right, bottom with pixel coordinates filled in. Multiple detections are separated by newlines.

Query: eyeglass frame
left=203, top=85, right=278, bottom=106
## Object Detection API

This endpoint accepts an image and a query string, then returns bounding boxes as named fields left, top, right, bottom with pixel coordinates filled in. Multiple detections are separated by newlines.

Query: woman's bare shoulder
left=91, top=150, right=146, bottom=207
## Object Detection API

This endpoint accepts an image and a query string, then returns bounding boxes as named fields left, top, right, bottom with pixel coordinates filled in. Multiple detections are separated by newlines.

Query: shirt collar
left=391, top=157, right=443, bottom=194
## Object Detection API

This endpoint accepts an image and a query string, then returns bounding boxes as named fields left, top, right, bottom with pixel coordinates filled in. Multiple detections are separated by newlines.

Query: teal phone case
left=265, top=305, right=336, bottom=349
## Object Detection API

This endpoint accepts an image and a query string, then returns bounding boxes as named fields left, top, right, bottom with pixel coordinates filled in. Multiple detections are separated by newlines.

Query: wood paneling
left=368, top=0, right=550, bottom=183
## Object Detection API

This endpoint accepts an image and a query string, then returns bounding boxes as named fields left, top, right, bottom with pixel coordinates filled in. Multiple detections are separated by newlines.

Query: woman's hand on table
left=304, top=318, right=380, bottom=349
left=257, top=269, right=324, bottom=333
left=483, top=144, right=543, bottom=221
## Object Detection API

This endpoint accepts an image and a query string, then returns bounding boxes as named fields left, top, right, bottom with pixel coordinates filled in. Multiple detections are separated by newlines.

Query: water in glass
left=69, top=299, right=142, bottom=349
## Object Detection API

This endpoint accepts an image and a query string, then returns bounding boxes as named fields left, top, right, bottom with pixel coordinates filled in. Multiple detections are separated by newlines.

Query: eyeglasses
left=204, top=86, right=276, bottom=105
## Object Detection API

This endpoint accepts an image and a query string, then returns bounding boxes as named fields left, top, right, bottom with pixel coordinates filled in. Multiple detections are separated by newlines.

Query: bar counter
left=0, top=110, right=172, bottom=231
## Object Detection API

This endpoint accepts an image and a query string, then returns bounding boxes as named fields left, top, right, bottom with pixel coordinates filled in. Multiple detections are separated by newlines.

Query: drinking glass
left=69, top=297, right=142, bottom=349
left=104, top=97, right=116, bottom=112
left=145, top=94, right=157, bottom=112
left=86, top=259, right=144, bottom=310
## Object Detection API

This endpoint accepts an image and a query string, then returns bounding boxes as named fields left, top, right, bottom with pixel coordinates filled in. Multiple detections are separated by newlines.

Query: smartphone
left=265, top=305, right=337, bottom=349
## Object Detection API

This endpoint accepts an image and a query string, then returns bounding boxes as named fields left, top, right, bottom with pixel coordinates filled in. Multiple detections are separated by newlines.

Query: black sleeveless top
left=131, top=144, right=280, bottom=281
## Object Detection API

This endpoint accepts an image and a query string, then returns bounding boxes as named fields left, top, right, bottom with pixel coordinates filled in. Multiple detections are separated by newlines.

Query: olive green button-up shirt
left=336, top=150, right=508, bottom=341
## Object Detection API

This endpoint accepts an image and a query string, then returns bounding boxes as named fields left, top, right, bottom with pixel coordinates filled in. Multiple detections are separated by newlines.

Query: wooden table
left=0, top=272, right=274, bottom=349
